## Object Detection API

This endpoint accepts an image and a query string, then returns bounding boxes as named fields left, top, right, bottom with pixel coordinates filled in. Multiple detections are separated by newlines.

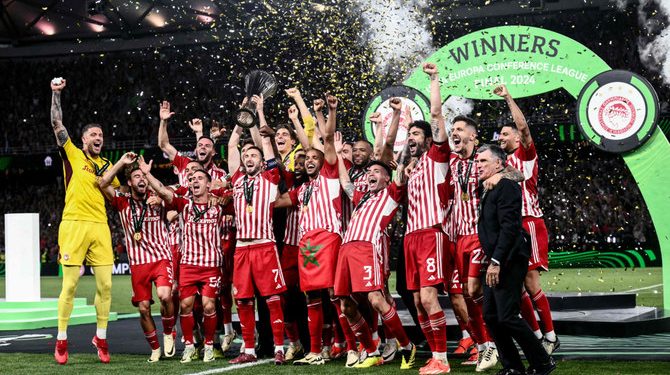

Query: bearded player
left=494, top=84, right=558, bottom=354
left=98, top=153, right=176, bottom=362
left=276, top=94, right=342, bottom=366
left=50, top=78, right=119, bottom=365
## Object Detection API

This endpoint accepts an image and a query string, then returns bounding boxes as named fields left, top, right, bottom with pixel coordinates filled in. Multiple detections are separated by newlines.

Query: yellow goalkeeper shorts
left=58, top=220, right=114, bottom=266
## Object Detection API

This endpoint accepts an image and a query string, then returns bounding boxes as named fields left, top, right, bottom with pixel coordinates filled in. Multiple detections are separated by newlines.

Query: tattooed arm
left=423, top=63, right=447, bottom=144
left=483, top=164, right=524, bottom=190
left=50, top=79, right=70, bottom=146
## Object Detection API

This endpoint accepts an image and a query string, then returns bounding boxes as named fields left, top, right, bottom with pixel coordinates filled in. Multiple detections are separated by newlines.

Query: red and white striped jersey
left=167, top=196, right=231, bottom=268
left=230, top=169, right=280, bottom=241
left=341, top=164, right=369, bottom=232
left=450, top=152, right=480, bottom=236
left=283, top=171, right=303, bottom=247
left=441, top=198, right=458, bottom=242
left=343, top=184, right=405, bottom=246
left=110, top=193, right=172, bottom=266
left=173, top=152, right=227, bottom=186
left=289, top=160, right=342, bottom=237
left=167, top=219, right=181, bottom=248
left=507, top=143, right=543, bottom=218
left=406, top=142, right=450, bottom=234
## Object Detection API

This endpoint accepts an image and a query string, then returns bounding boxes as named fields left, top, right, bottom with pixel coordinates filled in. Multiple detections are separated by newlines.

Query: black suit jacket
left=477, top=178, right=531, bottom=265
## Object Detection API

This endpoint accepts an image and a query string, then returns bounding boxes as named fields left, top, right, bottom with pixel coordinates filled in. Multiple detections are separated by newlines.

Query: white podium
left=4, top=213, right=41, bottom=302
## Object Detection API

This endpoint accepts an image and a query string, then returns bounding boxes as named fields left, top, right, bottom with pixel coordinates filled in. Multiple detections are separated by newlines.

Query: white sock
left=435, top=351, right=447, bottom=361
left=534, top=329, right=543, bottom=339
left=461, top=330, right=470, bottom=339
left=224, top=323, right=234, bottom=335
left=205, top=343, right=213, bottom=349
left=57, top=331, right=67, bottom=340
left=275, top=345, right=284, bottom=353
left=96, top=328, right=107, bottom=339
left=372, top=331, right=379, bottom=340
left=545, top=331, right=556, bottom=342
left=245, top=348, right=256, bottom=356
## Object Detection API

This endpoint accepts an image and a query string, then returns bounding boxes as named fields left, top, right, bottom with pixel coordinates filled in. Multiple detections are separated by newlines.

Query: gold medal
left=246, top=205, right=254, bottom=213
left=133, top=232, right=142, bottom=241
left=461, top=192, right=470, bottom=202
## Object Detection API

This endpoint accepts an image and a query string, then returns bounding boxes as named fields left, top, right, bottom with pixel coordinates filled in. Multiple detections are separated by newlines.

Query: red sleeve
left=210, top=188, right=232, bottom=197
left=172, top=153, right=191, bottom=171
left=388, top=183, right=406, bottom=202
left=110, top=195, right=129, bottom=211
left=427, top=141, right=450, bottom=163
left=172, top=185, right=189, bottom=197
left=231, top=170, right=244, bottom=185
left=283, top=170, right=296, bottom=188
left=343, top=158, right=353, bottom=171
left=352, top=189, right=365, bottom=206
left=515, top=142, right=537, bottom=161
left=165, top=196, right=188, bottom=212
left=320, top=159, right=339, bottom=179
left=289, top=188, right=300, bottom=206
left=262, top=168, right=281, bottom=184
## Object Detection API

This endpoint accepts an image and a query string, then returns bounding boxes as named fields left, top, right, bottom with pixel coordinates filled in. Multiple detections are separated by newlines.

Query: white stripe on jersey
left=341, top=168, right=369, bottom=232
left=284, top=206, right=301, bottom=246
left=507, top=150, right=543, bottom=218
left=296, top=173, right=342, bottom=237
left=115, top=194, right=172, bottom=266
left=450, top=154, right=479, bottom=236
left=179, top=200, right=224, bottom=268
left=343, top=186, right=401, bottom=245
left=406, top=152, right=448, bottom=234
left=232, top=172, right=278, bottom=241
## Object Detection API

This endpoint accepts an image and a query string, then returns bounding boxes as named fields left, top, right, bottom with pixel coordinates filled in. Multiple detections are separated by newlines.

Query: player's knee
left=467, top=283, right=481, bottom=299
left=368, top=292, right=386, bottom=312
left=138, top=302, right=151, bottom=317
left=202, top=301, right=216, bottom=315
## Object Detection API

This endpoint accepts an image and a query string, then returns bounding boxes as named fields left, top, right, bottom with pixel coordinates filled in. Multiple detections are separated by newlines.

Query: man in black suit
left=476, top=144, right=555, bottom=375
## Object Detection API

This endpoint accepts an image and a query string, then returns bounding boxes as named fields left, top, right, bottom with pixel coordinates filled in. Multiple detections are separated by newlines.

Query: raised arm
left=494, top=84, right=532, bottom=148
left=259, top=125, right=276, bottom=161
left=50, top=79, right=70, bottom=147
left=312, top=98, right=326, bottom=151
left=286, top=88, right=315, bottom=145
left=137, top=156, right=174, bottom=204
left=98, top=152, right=137, bottom=200
left=423, top=63, right=447, bottom=143
left=380, top=97, right=403, bottom=163
left=369, top=112, right=384, bottom=160
left=323, top=95, right=338, bottom=165
left=395, top=144, right=411, bottom=186
left=288, top=105, right=310, bottom=149
left=188, top=118, right=204, bottom=141
left=227, top=125, right=243, bottom=173
left=157, top=100, right=178, bottom=161
left=334, top=131, right=354, bottom=199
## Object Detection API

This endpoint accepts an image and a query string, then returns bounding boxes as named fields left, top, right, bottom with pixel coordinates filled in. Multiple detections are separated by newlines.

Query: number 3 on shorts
left=426, top=258, right=436, bottom=273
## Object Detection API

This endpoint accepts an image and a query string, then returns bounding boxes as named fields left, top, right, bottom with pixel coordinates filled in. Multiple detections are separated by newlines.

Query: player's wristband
left=266, top=159, right=278, bottom=170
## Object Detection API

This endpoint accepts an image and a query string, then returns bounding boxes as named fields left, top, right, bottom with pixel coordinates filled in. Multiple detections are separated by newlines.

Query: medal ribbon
left=243, top=175, right=255, bottom=208
left=302, top=183, right=314, bottom=209
left=348, top=167, right=365, bottom=182
left=457, top=153, right=475, bottom=198
left=192, top=201, right=207, bottom=222
left=129, top=198, right=147, bottom=234
left=84, top=153, right=111, bottom=177
left=354, top=190, right=374, bottom=212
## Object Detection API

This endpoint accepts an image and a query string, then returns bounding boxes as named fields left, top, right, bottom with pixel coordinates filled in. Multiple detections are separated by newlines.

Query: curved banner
left=404, top=25, right=610, bottom=100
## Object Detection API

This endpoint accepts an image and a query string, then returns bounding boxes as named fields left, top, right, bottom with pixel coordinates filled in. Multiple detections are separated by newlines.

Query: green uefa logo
left=576, top=70, right=659, bottom=153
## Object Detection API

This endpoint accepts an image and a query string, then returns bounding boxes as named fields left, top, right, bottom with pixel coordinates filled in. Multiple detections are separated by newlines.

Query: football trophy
left=235, top=70, right=278, bottom=128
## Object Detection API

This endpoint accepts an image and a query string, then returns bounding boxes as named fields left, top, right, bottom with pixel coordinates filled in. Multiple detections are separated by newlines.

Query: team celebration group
left=49, top=63, right=558, bottom=375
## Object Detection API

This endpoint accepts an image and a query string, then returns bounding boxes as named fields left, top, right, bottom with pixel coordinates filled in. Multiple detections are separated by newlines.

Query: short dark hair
left=186, top=160, right=204, bottom=169
left=453, top=115, right=479, bottom=132
left=408, top=120, right=432, bottom=138
left=192, top=169, right=212, bottom=182
left=243, top=145, right=264, bottom=158
left=353, top=139, right=374, bottom=151
left=124, top=162, right=141, bottom=180
left=241, top=137, right=255, bottom=148
left=500, top=122, right=518, bottom=131
left=81, top=123, right=102, bottom=135
left=477, top=143, right=507, bottom=165
left=197, top=136, right=215, bottom=145
left=276, top=124, right=297, bottom=142
left=367, top=160, right=392, bottom=177
left=306, top=148, right=325, bottom=160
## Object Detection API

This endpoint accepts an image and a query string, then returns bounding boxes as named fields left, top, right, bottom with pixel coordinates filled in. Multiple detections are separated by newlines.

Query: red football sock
left=172, top=293, right=180, bottom=321
left=333, top=318, right=344, bottom=344
left=180, top=313, right=195, bottom=345
left=381, top=305, right=409, bottom=347
left=429, top=311, right=447, bottom=353
left=349, top=315, right=376, bottom=354
left=322, top=323, right=333, bottom=348
left=237, top=299, right=256, bottom=349
left=370, top=308, right=379, bottom=338
left=161, top=316, right=175, bottom=335
left=417, top=313, right=435, bottom=352
left=267, top=295, right=285, bottom=347
left=144, top=329, right=160, bottom=350
left=307, top=300, right=323, bottom=354
left=220, top=284, right=233, bottom=325
left=470, top=295, right=493, bottom=343
left=285, top=322, right=300, bottom=343
left=520, top=290, right=541, bottom=332
left=333, top=299, right=357, bottom=350
left=532, top=290, right=555, bottom=333
left=203, top=312, right=217, bottom=345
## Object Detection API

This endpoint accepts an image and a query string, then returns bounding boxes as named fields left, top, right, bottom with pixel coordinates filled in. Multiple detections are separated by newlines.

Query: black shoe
left=496, top=368, right=524, bottom=375
left=527, top=357, right=556, bottom=375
